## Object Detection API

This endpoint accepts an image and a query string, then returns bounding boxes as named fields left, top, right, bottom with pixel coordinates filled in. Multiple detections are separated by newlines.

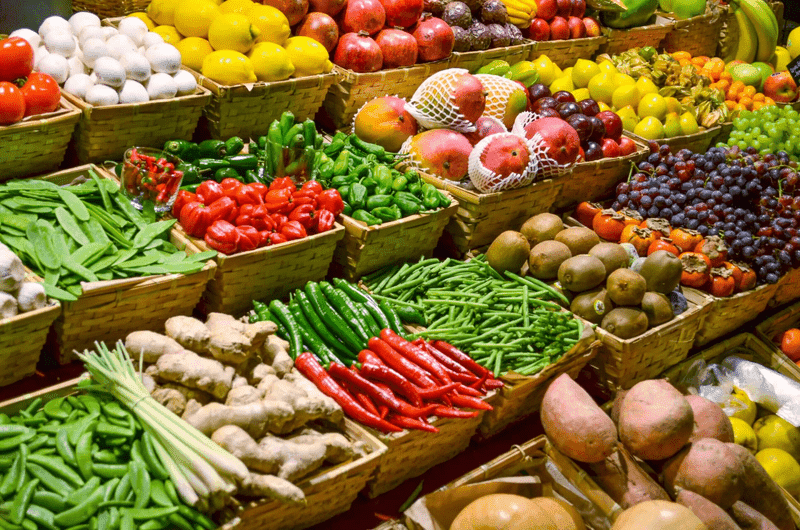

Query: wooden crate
left=599, top=21, right=675, bottom=56
left=0, top=97, right=80, bottom=181
left=754, top=300, right=800, bottom=379
left=628, top=125, right=722, bottom=155
left=419, top=174, right=564, bottom=256
left=554, top=135, right=649, bottom=210
left=657, top=5, right=728, bottom=57
left=73, top=0, right=147, bottom=17
left=322, top=61, right=450, bottom=130
left=38, top=165, right=216, bottom=364
left=527, top=36, right=607, bottom=69
left=330, top=196, right=458, bottom=282
left=449, top=41, right=536, bottom=74
left=173, top=223, right=345, bottom=317
left=691, top=282, right=779, bottom=347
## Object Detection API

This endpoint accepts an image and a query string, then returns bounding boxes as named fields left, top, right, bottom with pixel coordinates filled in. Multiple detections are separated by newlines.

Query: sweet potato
left=686, top=394, right=734, bottom=443
left=662, top=438, right=744, bottom=509
left=726, top=443, right=796, bottom=530
left=610, top=389, right=628, bottom=425
left=541, top=373, right=618, bottom=463
left=618, top=379, right=694, bottom=461
left=729, top=501, right=781, bottom=530
left=585, top=447, right=669, bottom=508
left=676, top=489, right=743, bottom=530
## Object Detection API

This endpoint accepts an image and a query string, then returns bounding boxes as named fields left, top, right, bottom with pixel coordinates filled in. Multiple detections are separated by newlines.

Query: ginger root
left=239, top=473, right=305, bottom=505
left=165, top=316, right=211, bottom=354
left=125, top=331, right=183, bottom=363
left=158, top=383, right=213, bottom=405
left=184, top=400, right=295, bottom=437
left=257, top=375, right=343, bottom=434
left=225, top=385, right=264, bottom=407
left=152, top=387, right=187, bottom=415
left=262, top=335, right=293, bottom=376
left=148, top=351, right=235, bottom=400
left=204, top=313, right=276, bottom=365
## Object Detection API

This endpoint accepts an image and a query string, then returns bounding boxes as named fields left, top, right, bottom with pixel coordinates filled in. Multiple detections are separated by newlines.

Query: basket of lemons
left=121, top=0, right=336, bottom=139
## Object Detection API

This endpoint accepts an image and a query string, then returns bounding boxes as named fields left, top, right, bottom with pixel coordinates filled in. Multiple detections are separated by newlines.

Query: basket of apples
left=525, top=0, right=607, bottom=69
left=0, top=34, right=80, bottom=181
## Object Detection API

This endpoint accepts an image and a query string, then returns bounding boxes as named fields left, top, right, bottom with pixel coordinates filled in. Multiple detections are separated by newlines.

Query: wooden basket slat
left=658, top=6, right=728, bottom=57
left=754, top=301, right=800, bottom=380
left=599, top=22, right=675, bottom=56
left=691, top=283, right=779, bottom=348
left=527, top=36, right=608, bottom=69
left=73, top=0, right=148, bottom=17
left=449, top=41, right=536, bottom=73
left=770, top=267, right=800, bottom=307
left=0, top=98, right=80, bottom=181
left=628, top=125, right=722, bottom=155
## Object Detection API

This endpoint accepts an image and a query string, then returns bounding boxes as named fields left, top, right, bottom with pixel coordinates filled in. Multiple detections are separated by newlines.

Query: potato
left=618, top=379, right=694, bottom=461
left=541, top=373, right=618, bottom=463
left=729, top=501, right=781, bottom=530
left=685, top=395, right=734, bottom=443
left=676, top=489, right=743, bottom=530
left=585, top=447, right=669, bottom=509
left=726, top=443, right=796, bottom=530
left=662, top=438, right=745, bottom=509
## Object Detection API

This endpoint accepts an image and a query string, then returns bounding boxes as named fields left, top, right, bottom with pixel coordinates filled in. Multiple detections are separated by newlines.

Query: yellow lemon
left=616, top=105, right=639, bottom=131
left=724, top=387, right=757, bottom=425
left=247, top=4, right=290, bottom=45
left=775, top=46, right=791, bottom=71
left=153, top=25, right=183, bottom=44
left=634, top=116, right=664, bottom=140
left=532, top=54, right=557, bottom=86
left=127, top=12, right=156, bottom=30
left=175, top=37, right=214, bottom=71
left=572, top=58, right=600, bottom=89
left=638, top=93, right=668, bottom=121
left=754, top=415, right=800, bottom=460
left=284, top=36, right=332, bottom=77
left=597, top=101, right=611, bottom=112
left=208, top=13, right=260, bottom=53
left=248, top=41, right=294, bottom=81
left=202, top=49, right=256, bottom=84
left=665, top=96, right=682, bottom=114
left=561, top=67, right=573, bottom=80
left=730, top=417, right=758, bottom=454
left=147, top=0, right=178, bottom=26
left=679, top=111, right=699, bottom=135
left=174, top=0, right=221, bottom=39
left=219, top=0, right=255, bottom=14
left=550, top=75, right=574, bottom=93
left=552, top=63, right=562, bottom=79
left=572, top=88, right=591, bottom=101
left=615, top=72, right=635, bottom=86
left=588, top=72, right=615, bottom=104
left=788, top=27, right=800, bottom=59
left=612, top=84, right=640, bottom=110
left=597, top=60, right=617, bottom=74
left=635, top=76, right=659, bottom=99
left=664, top=112, right=682, bottom=138
left=755, top=448, right=800, bottom=497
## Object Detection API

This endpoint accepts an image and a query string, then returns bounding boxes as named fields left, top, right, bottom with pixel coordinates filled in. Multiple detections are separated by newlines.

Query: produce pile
left=722, top=104, right=800, bottom=160
left=526, top=0, right=602, bottom=42
left=0, top=171, right=212, bottom=302
left=0, top=245, right=49, bottom=319
left=435, top=0, right=527, bottom=52
left=0, top=37, right=61, bottom=125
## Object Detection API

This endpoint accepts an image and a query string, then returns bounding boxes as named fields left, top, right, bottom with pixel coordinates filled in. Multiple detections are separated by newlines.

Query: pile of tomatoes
left=0, top=37, right=61, bottom=125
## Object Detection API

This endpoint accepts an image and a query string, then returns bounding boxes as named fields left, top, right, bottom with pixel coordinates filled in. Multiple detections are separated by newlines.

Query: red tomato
left=0, top=37, right=34, bottom=82
left=20, top=73, right=61, bottom=117
left=0, top=82, right=25, bottom=125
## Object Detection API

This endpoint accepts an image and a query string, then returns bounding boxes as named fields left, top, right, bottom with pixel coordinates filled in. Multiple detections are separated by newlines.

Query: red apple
left=480, top=134, right=532, bottom=178
left=582, top=16, right=601, bottom=37
left=529, top=18, right=550, bottom=41
left=596, top=110, right=623, bottom=141
left=465, top=115, right=507, bottom=146
left=601, top=137, right=620, bottom=158
left=572, top=0, right=585, bottom=17
left=763, top=71, right=799, bottom=104
left=556, top=0, right=573, bottom=18
left=523, top=116, right=581, bottom=165
left=618, top=136, right=637, bottom=156
left=537, top=0, right=557, bottom=21
left=568, top=16, right=586, bottom=38
left=549, top=16, right=569, bottom=40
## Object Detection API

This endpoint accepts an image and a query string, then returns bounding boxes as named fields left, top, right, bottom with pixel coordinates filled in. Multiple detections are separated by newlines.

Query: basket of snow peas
left=362, top=255, right=598, bottom=438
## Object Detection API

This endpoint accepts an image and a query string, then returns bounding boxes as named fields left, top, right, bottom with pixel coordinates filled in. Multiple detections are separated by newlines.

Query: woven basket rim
left=419, top=170, right=561, bottom=203
left=628, top=124, right=722, bottom=146
left=62, top=84, right=211, bottom=115
left=656, top=3, right=728, bottom=26
left=529, top=35, right=608, bottom=49
left=331, top=59, right=451, bottom=84
left=451, top=40, right=537, bottom=60
left=183, top=66, right=337, bottom=97
left=603, top=20, right=676, bottom=36
left=0, top=97, right=80, bottom=136
left=0, top=290, right=61, bottom=329
left=684, top=281, right=778, bottom=304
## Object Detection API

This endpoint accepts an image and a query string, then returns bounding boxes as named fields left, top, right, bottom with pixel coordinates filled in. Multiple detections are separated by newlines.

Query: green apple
left=672, top=0, right=705, bottom=19
left=658, top=0, right=673, bottom=11
left=751, top=62, right=775, bottom=90
left=731, top=63, right=764, bottom=88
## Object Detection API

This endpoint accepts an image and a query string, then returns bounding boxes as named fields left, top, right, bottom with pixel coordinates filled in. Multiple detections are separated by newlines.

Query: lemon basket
left=599, top=21, right=675, bottom=56
left=527, top=36, right=608, bottom=69
left=657, top=5, right=728, bottom=58
left=72, top=0, right=148, bottom=18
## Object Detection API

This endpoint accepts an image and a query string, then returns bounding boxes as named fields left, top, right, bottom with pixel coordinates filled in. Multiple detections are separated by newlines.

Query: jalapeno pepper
left=224, top=136, right=245, bottom=156
left=323, top=138, right=346, bottom=158
left=349, top=182, right=368, bottom=210
left=196, top=158, right=231, bottom=171
left=278, top=111, right=295, bottom=138
left=224, top=154, right=259, bottom=170
left=352, top=209, right=381, bottom=226
left=366, top=194, right=393, bottom=211
left=198, top=139, right=225, bottom=159
left=283, top=124, right=304, bottom=146
left=177, top=163, right=199, bottom=184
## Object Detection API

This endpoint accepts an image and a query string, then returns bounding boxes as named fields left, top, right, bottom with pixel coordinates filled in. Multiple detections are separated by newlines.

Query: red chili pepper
left=378, top=406, right=388, bottom=419
left=416, top=383, right=459, bottom=401
left=484, top=379, right=504, bottom=390
left=294, top=353, right=401, bottom=433
left=359, top=362, right=423, bottom=407
left=449, top=394, right=492, bottom=411
left=351, top=388, right=379, bottom=416
left=204, top=220, right=240, bottom=254
left=207, top=196, right=238, bottom=225
left=367, top=339, right=437, bottom=389
left=236, top=225, right=260, bottom=251
left=430, top=341, right=492, bottom=379
left=422, top=342, right=472, bottom=375
left=470, top=372, right=488, bottom=391
left=196, top=181, right=225, bottom=206
left=300, top=180, right=323, bottom=196
left=171, top=190, right=197, bottom=219
left=260, top=231, right=287, bottom=246
left=250, top=204, right=275, bottom=232
left=358, top=350, right=385, bottom=366
left=441, top=366, right=480, bottom=385
left=455, top=383, right=483, bottom=397
left=249, top=182, right=268, bottom=198
left=220, top=178, right=243, bottom=199
left=271, top=213, right=288, bottom=227
left=381, top=330, right=452, bottom=385
left=288, top=203, right=316, bottom=230
left=432, top=406, right=480, bottom=419
left=387, top=414, right=439, bottom=433
left=316, top=209, right=335, bottom=233
left=269, top=177, right=297, bottom=193
left=235, top=204, right=256, bottom=226
left=316, top=189, right=344, bottom=217
left=179, top=202, right=213, bottom=237
left=280, top=220, right=307, bottom=241
left=235, top=184, right=264, bottom=206
left=264, top=188, right=294, bottom=214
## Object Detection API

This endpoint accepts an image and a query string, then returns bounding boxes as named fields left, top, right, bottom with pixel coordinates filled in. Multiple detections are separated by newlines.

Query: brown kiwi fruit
left=570, top=288, right=613, bottom=324
left=529, top=240, right=572, bottom=280
left=601, top=307, right=649, bottom=339
left=639, top=250, right=683, bottom=294
left=606, top=268, right=647, bottom=306
left=557, top=254, right=606, bottom=293
left=555, top=227, right=601, bottom=256
left=486, top=230, right=530, bottom=274
left=641, top=291, right=674, bottom=327
left=589, top=242, right=630, bottom=277
left=520, top=213, right=563, bottom=246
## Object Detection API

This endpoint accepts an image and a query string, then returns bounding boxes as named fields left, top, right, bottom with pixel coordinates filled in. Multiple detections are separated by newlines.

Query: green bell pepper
left=342, top=202, right=353, bottom=216
left=394, top=193, right=421, bottom=215
left=371, top=205, right=401, bottom=223
left=333, top=151, right=351, bottom=176
left=361, top=176, right=377, bottom=191
left=349, top=183, right=368, bottom=210
left=338, top=184, right=352, bottom=200
left=373, top=166, right=393, bottom=193
left=319, top=160, right=335, bottom=180
left=366, top=194, right=393, bottom=211
left=224, top=136, right=245, bottom=156
left=163, top=140, right=199, bottom=162
left=408, top=180, right=422, bottom=194
left=215, top=167, right=241, bottom=182
left=257, top=135, right=268, bottom=151
left=421, top=183, right=441, bottom=210
left=437, top=190, right=451, bottom=208
left=198, top=139, right=225, bottom=159
left=351, top=163, right=371, bottom=180
left=391, top=175, right=408, bottom=192
left=352, top=209, right=381, bottom=226
left=331, top=175, right=357, bottom=188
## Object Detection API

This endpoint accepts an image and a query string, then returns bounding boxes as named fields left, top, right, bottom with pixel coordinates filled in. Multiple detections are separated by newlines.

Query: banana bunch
left=727, top=0, right=779, bottom=64
left=500, top=0, right=537, bottom=29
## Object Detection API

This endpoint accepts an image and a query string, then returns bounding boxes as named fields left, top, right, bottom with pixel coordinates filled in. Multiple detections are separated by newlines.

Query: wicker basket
left=754, top=301, right=800, bottom=378
left=691, top=282, right=779, bottom=348
left=419, top=174, right=564, bottom=256
left=173, top=222, right=345, bottom=317
left=770, top=267, right=800, bottom=307
left=599, top=21, right=675, bottom=56
left=657, top=6, right=728, bottom=57
left=554, top=135, right=648, bottom=210
left=628, top=125, right=722, bottom=155
left=0, top=98, right=80, bottom=182
left=225, top=420, right=386, bottom=530
left=449, top=41, right=537, bottom=74
left=330, top=197, right=458, bottom=282
left=72, top=0, right=148, bottom=17
left=322, top=61, right=451, bottom=130
left=588, top=288, right=710, bottom=392
left=38, top=165, right=216, bottom=364
left=527, top=36, right=608, bottom=69
left=62, top=86, right=210, bottom=164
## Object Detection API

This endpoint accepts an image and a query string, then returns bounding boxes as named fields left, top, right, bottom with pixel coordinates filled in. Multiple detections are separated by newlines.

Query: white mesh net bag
left=404, top=68, right=485, bottom=133
left=468, top=131, right=539, bottom=193
left=512, top=111, right=576, bottom=181
left=473, top=74, right=525, bottom=128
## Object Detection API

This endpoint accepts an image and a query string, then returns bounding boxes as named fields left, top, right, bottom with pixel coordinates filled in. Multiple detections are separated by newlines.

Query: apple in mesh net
left=523, top=116, right=581, bottom=166
left=407, top=129, right=472, bottom=181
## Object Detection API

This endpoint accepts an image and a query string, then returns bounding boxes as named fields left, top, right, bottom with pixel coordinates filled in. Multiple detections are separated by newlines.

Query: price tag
left=788, top=56, right=800, bottom=86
